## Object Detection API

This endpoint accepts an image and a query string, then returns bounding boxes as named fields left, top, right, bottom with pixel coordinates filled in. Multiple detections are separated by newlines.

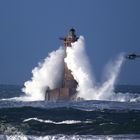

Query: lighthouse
left=45, top=28, right=78, bottom=101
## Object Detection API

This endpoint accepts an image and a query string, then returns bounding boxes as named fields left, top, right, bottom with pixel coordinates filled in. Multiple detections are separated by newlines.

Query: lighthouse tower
left=61, top=28, right=78, bottom=89
left=45, top=28, right=78, bottom=101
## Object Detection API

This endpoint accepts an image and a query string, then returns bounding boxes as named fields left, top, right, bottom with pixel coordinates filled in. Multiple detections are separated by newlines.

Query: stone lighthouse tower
left=61, top=28, right=78, bottom=90
left=45, top=28, right=78, bottom=101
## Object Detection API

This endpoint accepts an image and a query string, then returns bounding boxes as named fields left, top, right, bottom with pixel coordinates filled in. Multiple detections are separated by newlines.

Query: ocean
left=0, top=85, right=140, bottom=140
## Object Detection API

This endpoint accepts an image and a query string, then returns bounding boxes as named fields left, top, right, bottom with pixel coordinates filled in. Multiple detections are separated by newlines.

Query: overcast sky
left=0, top=0, right=140, bottom=85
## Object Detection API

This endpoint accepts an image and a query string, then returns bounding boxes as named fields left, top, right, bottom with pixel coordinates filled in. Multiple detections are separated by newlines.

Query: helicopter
left=125, top=53, right=140, bottom=60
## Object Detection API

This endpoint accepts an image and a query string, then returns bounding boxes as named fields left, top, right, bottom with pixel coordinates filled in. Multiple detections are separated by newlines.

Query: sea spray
left=22, top=36, right=128, bottom=102
left=96, top=54, right=125, bottom=100
left=22, top=47, right=64, bottom=101
left=65, top=36, right=96, bottom=99
left=65, top=36, right=125, bottom=101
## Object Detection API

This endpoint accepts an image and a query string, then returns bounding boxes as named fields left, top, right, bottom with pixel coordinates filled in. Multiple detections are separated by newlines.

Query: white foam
left=22, top=47, right=64, bottom=101
left=0, top=134, right=140, bottom=140
left=12, top=36, right=140, bottom=102
left=23, top=118, right=91, bottom=124
left=65, top=36, right=127, bottom=101
left=65, top=36, right=96, bottom=99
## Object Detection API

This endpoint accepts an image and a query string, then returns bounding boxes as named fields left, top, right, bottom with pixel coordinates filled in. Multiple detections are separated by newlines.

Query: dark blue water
left=0, top=85, right=140, bottom=140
